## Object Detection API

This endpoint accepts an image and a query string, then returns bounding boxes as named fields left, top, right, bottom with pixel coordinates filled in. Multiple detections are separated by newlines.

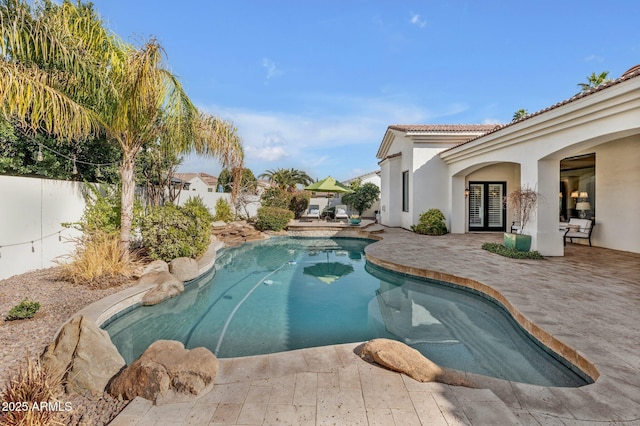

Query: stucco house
left=377, top=65, right=640, bottom=256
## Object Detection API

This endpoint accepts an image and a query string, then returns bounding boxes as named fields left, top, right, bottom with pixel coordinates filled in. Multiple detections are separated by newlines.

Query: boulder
left=41, top=316, right=125, bottom=395
left=108, top=340, right=218, bottom=405
left=140, top=271, right=184, bottom=306
left=169, top=257, right=200, bottom=282
left=211, top=221, right=227, bottom=228
left=132, top=259, right=169, bottom=278
left=359, top=339, right=473, bottom=386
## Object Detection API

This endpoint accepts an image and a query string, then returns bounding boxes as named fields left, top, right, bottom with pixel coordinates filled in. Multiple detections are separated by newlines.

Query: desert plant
left=213, top=197, right=234, bottom=222
left=505, top=186, right=539, bottom=234
left=482, top=242, right=544, bottom=259
left=411, top=209, right=448, bottom=235
left=255, top=206, right=294, bottom=231
left=58, top=231, right=137, bottom=287
left=140, top=203, right=212, bottom=261
left=5, top=299, right=40, bottom=321
left=341, top=182, right=380, bottom=216
left=0, top=354, right=64, bottom=426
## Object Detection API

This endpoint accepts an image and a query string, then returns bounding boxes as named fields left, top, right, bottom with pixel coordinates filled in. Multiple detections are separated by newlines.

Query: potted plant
left=349, top=214, right=361, bottom=225
left=504, top=185, right=539, bottom=252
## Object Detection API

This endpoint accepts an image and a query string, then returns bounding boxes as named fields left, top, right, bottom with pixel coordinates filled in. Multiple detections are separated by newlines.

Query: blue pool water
left=103, top=237, right=589, bottom=387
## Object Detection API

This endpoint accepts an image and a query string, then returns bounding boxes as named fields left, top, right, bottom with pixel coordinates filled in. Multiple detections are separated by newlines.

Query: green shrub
left=411, top=209, right=448, bottom=235
left=255, top=206, right=294, bottom=231
left=5, top=298, right=41, bottom=321
left=260, top=187, right=291, bottom=209
left=140, top=203, right=212, bottom=261
left=482, top=242, right=544, bottom=259
left=288, top=191, right=310, bottom=219
left=213, top=197, right=234, bottom=222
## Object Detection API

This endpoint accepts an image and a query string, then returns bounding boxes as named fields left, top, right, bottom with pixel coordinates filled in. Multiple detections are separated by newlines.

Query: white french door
left=468, top=182, right=506, bottom=231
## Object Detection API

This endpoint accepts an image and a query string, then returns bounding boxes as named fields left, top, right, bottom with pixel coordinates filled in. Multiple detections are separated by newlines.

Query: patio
left=111, top=228, right=640, bottom=425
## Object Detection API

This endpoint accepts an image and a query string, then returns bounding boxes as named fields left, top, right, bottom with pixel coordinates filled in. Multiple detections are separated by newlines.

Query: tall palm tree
left=259, top=167, right=313, bottom=191
left=578, top=71, right=611, bottom=92
left=1, top=0, right=243, bottom=251
left=512, top=109, right=528, bottom=121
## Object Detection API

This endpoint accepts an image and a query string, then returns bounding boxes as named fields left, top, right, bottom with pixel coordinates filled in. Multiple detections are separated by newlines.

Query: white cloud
left=584, top=54, right=604, bottom=63
left=262, top=58, right=283, bottom=80
left=409, top=13, right=426, bottom=28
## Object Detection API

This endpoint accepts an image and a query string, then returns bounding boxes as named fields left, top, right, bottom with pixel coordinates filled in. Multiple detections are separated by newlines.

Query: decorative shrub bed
left=482, top=242, right=544, bottom=259
left=5, top=298, right=41, bottom=321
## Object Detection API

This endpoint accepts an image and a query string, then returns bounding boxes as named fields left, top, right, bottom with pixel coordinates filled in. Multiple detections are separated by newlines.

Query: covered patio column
left=521, top=159, right=564, bottom=256
left=450, top=175, right=466, bottom=233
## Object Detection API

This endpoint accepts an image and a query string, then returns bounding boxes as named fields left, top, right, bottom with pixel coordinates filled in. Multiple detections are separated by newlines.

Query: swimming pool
left=103, top=237, right=589, bottom=387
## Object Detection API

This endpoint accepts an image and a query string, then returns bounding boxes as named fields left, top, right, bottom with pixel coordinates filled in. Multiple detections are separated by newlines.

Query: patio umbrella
left=304, top=176, right=353, bottom=194
left=303, top=262, right=354, bottom=285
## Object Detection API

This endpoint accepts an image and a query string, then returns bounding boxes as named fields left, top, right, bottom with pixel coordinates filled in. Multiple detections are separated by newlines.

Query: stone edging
left=72, top=240, right=224, bottom=329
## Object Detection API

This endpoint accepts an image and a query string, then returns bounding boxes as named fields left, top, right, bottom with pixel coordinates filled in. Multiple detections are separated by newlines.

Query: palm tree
left=578, top=71, right=611, bottom=92
left=512, top=109, right=528, bottom=121
left=259, top=168, right=313, bottom=191
left=1, top=0, right=243, bottom=252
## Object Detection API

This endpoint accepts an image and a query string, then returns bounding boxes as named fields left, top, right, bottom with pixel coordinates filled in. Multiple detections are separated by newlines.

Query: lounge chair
left=563, top=218, right=594, bottom=246
left=335, top=204, right=349, bottom=222
left=302, top=204, right=321, bottom=221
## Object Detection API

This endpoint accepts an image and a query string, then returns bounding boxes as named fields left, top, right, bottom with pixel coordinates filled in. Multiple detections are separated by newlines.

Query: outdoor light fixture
left=465, top=188, right=470, bottom=198
left=36, top=144, right=43, bottom=162
left=72, top=155, right=78, bottom=175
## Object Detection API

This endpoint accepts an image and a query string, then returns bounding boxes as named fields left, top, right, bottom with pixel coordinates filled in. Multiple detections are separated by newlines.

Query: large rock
left=359, top=339, right=473, bottom=386
left=41, top=316, right=125, bottom=395
left=140, top=271, right=184, bottom=305
left=108, top=340, right=218, bottom=405
left=132, top=260, right=169, bottom=278
left=169, top=257, right=199, bottom=281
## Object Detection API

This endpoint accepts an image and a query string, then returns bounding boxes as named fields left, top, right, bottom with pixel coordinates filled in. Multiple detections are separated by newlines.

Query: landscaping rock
left=211, top=221, right=227, bottom=228
left=41, top=315, right=125, bottom=395
left=359, top=338, right=474, bottom=386
left=108, top=340, right=218, bottom=405
left=132, top=260, right=169, bottom=278
left=140, top=271, right=184, bottom=306
left=169, top=257, right=199, bottom=281
left=210, top=221, right=267, bottom=246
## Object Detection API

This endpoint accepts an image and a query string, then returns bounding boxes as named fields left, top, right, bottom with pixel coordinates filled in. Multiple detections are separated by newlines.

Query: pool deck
left=111, top=227, right=640, bottom=425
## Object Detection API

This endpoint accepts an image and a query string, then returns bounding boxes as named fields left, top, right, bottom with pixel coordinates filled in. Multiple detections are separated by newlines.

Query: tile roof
left=388, top=124, right=500, bottom=133
left=174, top=172, right=218, bottom=186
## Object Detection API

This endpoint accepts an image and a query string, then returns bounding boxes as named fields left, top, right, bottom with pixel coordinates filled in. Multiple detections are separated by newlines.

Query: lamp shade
left=576, top=202, right=591, bottom=211
left=579, top=192, right=588, bottom=198
left=570, top=191, right=579, bottom=198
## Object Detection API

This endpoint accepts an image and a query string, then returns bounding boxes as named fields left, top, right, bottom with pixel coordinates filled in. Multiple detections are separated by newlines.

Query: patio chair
left=335, top=204, right=349, bottom=222
left=302, top=204, right=321, bottom=221
left=563, top=218, right=594, bottom=246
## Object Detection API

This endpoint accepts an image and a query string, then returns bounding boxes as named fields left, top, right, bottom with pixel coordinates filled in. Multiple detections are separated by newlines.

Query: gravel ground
left=0, top=267, right=134, bottom=425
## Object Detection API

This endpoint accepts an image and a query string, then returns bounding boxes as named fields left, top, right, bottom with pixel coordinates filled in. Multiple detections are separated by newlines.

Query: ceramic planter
left=504, top=232, right=532, bottom=252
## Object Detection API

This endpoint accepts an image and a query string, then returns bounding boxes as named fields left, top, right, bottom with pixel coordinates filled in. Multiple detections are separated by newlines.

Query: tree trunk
left=119, top=149, right=136, bottom=254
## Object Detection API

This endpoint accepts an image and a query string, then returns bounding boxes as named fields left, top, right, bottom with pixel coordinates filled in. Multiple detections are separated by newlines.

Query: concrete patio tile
left=244, top=385, right=271, bottom=405
left=264, top=374, right=296, bottom=405
left=338, top=364, right=361, bottom=390
left=138, top=400, right=194, bottom=425
left=549, top=386, right=628, bottom=421
left=408, top=391, right=449, bottom=426
left=216, top=355, right=271, bottom=384
left=511, top=409, right=547, bottom=426
left=509, top=383, right=574, bottom=417
left=108, top=397, right=153, bottom=426
left=390, top=408, right=423, bottom=426
left=461, top=401, right=523, bottom=425
left=293, top=372, right=318, bottom=406
left=210, top=403, right=242, bottom=424
left=365, top=408, right=395, bottom=426
left=302, top=345, right=341, bottom=372
left=429, top=390, right=472, bottom=426
left=317, top=388, right=367, bottom=425
left=317, top=371, right=339, bottom=389
left=268, top=349, right=309, bottom=376
left=205, top=381, right=251, bottom=404
left=449, top=386, right=503, bottom=403
left=183, top=399, right=216, bottom=425
left=236, top=402, right=267, bottom=425
left=359, top=367, right=413, bottom=410
left=263, top=404, right=316, bottom=426
left=529, top=412, right=572, bottom=425
left=334, top=342, right=361, bottom=366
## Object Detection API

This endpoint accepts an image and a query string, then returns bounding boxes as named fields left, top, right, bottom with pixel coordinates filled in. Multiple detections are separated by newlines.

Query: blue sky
left=92, top=1, right=640, bottom=182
